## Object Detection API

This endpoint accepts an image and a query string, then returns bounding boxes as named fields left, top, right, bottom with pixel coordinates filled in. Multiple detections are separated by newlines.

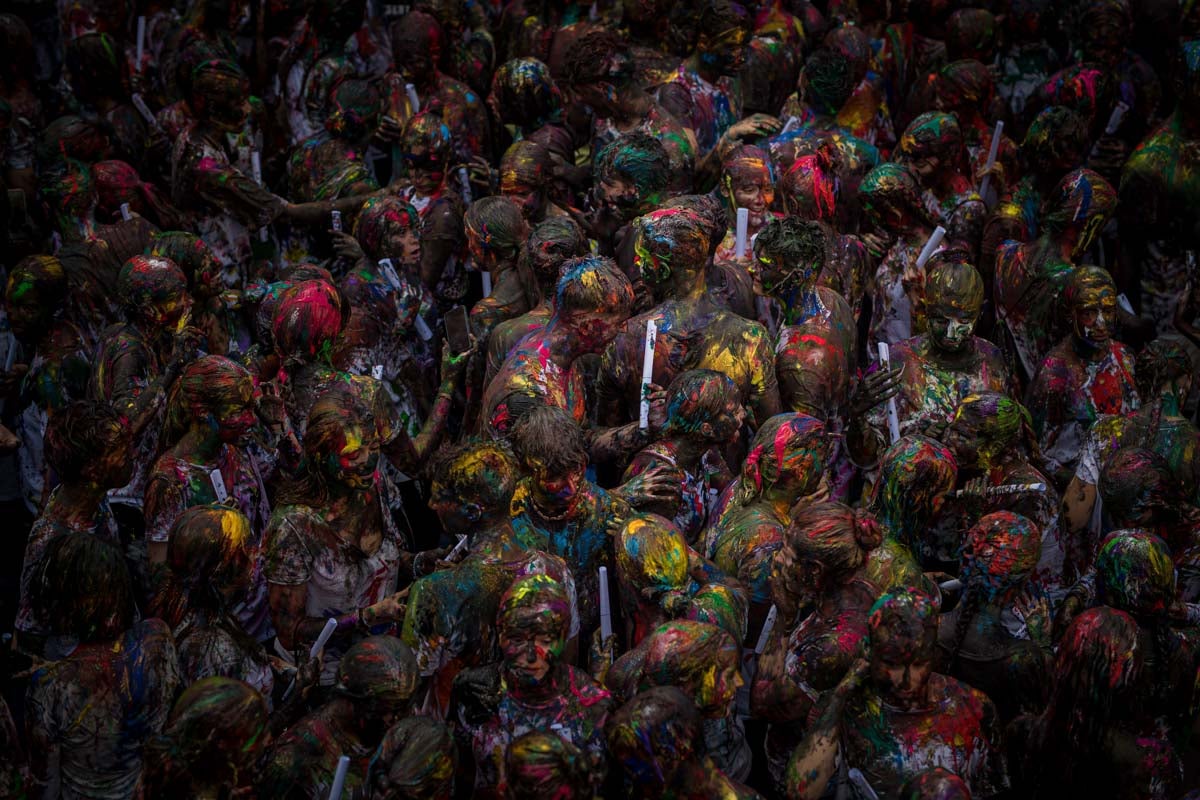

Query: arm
left=384, top=339, right=473, bottom=471
left=784, top=659, right=869, bottom=800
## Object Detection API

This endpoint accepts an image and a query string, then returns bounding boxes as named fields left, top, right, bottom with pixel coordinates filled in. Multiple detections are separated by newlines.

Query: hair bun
left=851, top=508, right=884, bottom=551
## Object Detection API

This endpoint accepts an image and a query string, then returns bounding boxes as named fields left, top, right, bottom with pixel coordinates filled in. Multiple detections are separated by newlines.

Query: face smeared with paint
left=633, top=229, right=672, bottom=286
left=525, top=454, right=587, bottom=514
left=212, top=378, right=258, bottom=444
left=770, top=544, right=824, bottom=620
left=926, top=301, right=978, bottom=353
left=700, top=25, right=748, bottom=74
left=386, top=227, right=421, bottom=266
left=1071, top=283, right=1117, bottom=348
left=597, top=175, right=641, bottom=220
left=500, top=602, right=566, bottom=690
left=871, top=634, right=935, bottom=711
left=500, top=176, right=544, bottom=222
left=729, top=172, right=774, bottom=228
left=324, top=422, right=379, bottom=489
left=705, top=396, right=748, bottom=444
left=751, top=246, right=817, bottom=297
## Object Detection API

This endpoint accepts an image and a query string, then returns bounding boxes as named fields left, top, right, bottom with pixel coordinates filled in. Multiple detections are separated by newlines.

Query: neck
left=1071, top=334, right=1107, bottom=363
left=506, top=663, right=566, bottom=703
left=667, top=436, right=707, bottom=469
left=176, top=425, right=223, bottom=462
left=684, top=53, right=722, bottom=84
left=52, top=481, right=108, bottom=526
left=616, top=90, right=653, bottom=124
left=669, top=269, right=708, bottom=302
left=1159, top=391, right=1183, bottom=417
left=541, top=322, right=585, bottom=367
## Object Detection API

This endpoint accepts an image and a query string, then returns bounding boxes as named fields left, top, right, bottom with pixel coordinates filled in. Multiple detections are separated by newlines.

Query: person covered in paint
left=89, top=254, right=203, bottom=513
left=1065, top=338, right=1200, bottom=557
left=145, top=231, right=241, bottom=357
left=285, top=77, right=382, bottom=204
left=277, top=0, right=366, bottom=145
left=784, top=588, right=1008, bottom=799
left=25, top=533, right=181, bottom=800
left=865, top=435, right=959, bottom=583
left=562, top=29, right=697, bottom=198
left=937, top=511, right=1051, bottom=723
left=485, top=217, right=590, bottom=384
left=15, top=401, right=129, bottom=658
left=893, top=111, right=986, bottom=260
left=136, top=677, right=270, bottom=799
left=607, top=685, right=761, bottom=799
left=705, top=413, right=829, bottom=640
left=754, top=502, right=884, bottom=792
left=929, top=60, right=1018, bottom=196
left=993, top=168, right=1118, bottom=383
left=714, top=144, right=778, bottom=263
left=856, top=259, right=1012, bottom=482
left=4, top=255, right=92, bottom=514
left=480, top=255, right=634, bottom=440
left=261, top=635, right=420, bottom=799
left=588, top=132, right=673, bottom=269
left=498, top=140, right=572, bottom=225
left=597, top=207, right=781, bottom=433
left=451, top=574, right=612, bottom=799
left=264, top=386, right=425, bottom=684
left=504, top=730, right=591, bottom=800
left=1007, top=606, right=1184, bottom=799
left=858, top=161, right=944, bottom=349
left=507, top=405, right=628, bottom=634
left=465, top=196, right=532, bottom=349
left=488, top=58, right=574, bottom=163
left=620, top=369, right=743, bottom=542
left=1025, top=265, right=1140, bottom=487
left=369, top=716, right=457, bottom=800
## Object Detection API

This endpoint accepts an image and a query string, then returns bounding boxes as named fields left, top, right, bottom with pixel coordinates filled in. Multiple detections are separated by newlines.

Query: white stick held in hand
left=458, top=166, right=473, bottom=204
left=734, top=207, right=749, bottom=259
left=877, top=342, right=901, bottom=445
left=328, top=755, right=351, bottom=800
left=331, top=210, right=342, bottom=232
left=915, top=226, right=947, bottom=270
left=639, top=319, right=657, bottom=430
left=755, top=604, right=778, bottom=655
left=599, top=566, right=612, bottom=642
left=311, top=617, right=339, bottom=660
left=120, top=202, right=132, bottom=221
left=978, top=120, right=1004, bottom=203
left=481, top=270, right=492, bottom=297
left=952, top=482, right=1046, bottom=498
left=1105, top=101, right=1130, bottom=136
left=135, top=16, right=146, bottom=71
left=405, top=83, right=421, bottom=114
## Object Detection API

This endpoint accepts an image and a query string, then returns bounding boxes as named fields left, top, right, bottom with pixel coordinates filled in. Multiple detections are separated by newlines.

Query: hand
left=366, top=590, right=408, bottom=624
left=377, top=115, right=404, bottom=143
left=849, top=365, right=902, bottom=417
left=0, top=364, right=28, bottom=395
left=832, top=658, right=870, bottom=702
left=922, top=417, right=949, bottom=442
left=618, top=463, right=683, bottom=510
left=296, top=653, right=323, bottom=699
left=1051, top=593, right=1084, bottom=643
left=724, top=113, right=783, bottom=143
left=645, top=382, right=667, bottom=433
left=589, top=626, right=616, bottom=678
left=413, top=548, right=447, bottom=576
left=330, top=230, right=365, bottom=262
left=959, top=476, right=988, bottom=508
left=170, top=324, right=206, bottom=368
left=860, top=231, right=890, bottom=259
left=439, top=334, right=478, bottom=381
left=788, top=476, right=832, bottom=518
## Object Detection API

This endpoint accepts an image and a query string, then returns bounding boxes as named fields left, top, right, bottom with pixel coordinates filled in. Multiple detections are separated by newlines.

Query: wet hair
left=325, top=77, right=382, bottom=141
left=553, top=255, right=634, bottom=318
left=859, top=162, right=940, bottom=232
left=510, top=404, right=588, bottom=473
left=925, top=259, right=985, bottom=315
left=636, top=208, right=712, bottom=283
left=594, top=133, right=670, bottom=208
left=1043, top=169, right=1116, bottom=239
left=353, top=196, right=422, bottom=261
left=390, top=10, right=445, bottom=66
left=32, top=533, right=135, bottom=643
left=44, top=401, right=127, bottom=482
left=693, top=0, right=749, bottom=50
left=498, top=573, right=571, bottom=642
left=117, top=255, right=189, bottom=320
left=271, top=279, right=349, bottom=364
left=276, top=384, right=374, bottom=506
left=561, top=29, right=631, bottom=90
left=607, top=686, right=702, bottom=783
left=490, top=58, right=563, bottom=131
left=1022, top=106, right=1090, bottom=178
left=867, top=587, right=939, bottom=662
left=39, top=157, right=95, bottom=218
left=1136, top=338, right=1192, bottom=399
left=802, top=47, right=855, bottom=114
left=895, top=112, right=965, bottom=168
left=163, top=354, right=254, bottom=445
left=399, top=111, right=453, bottom=173
left=500, top=140, right=552, bottom=194
left=1095, top=529, right=1175, bottom=618
left=370, top=717, right=456, bottom=798
left=93, top=160, right=180, bottom=228
left=754, top=216, right=828, bottom=275
left=5, top=255, right=67, bottom=313
left=945, top=8, right=997, bottom=61
left=1063, top=265, right=1116, bottom=311
left=1100, top=446, right=1179, bottom=529
left=661, top=369, right=738, bottom=437
left=427, top=439, right=520, bottom=513
left=734, top=412, right=827, bottom=506
left=163, top=505, right=255, bottom=619
left=146, top=232, right=223, bottom=297
left=785, top=501, right=883, bottom=577
left=639, top=620, right=738, bottom=710
left=934, top=59, right=995, bottom=115
left=521, top=217, right=589, bottom=300
left=617, top=514, right=691, bottom=599
left=662, top=194, right=728, bottom=257
left=779, top=151, right=838, bottom=221
left=870, top=435, right=958, bottom=551
left=951, top=392, right=1040, bottom=469
left=65, top=32, right=125, bottom=98
left=465, top=196, right=527, bottom=261
left=335, top=635, right=419, bottom=706
left=505, top=732, right=589, bottom=799
left=900, top=768, right=972, bottom=800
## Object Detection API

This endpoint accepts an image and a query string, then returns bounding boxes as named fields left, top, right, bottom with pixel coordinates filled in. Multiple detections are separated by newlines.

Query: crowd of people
left=0, top=0, right=1199, bottom=796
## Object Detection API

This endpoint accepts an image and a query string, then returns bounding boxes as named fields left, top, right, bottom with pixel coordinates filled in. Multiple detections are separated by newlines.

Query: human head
left=37, top=115, right=109, bottom=165
left=64, top=32, right=124, bottom=104
left=1075, top=0, right=1130, bottom=67
left=661, top=369, right=744, bottom=444
left=176, top=355, right=258, bottom=444
left=510, top=405, right=589, bottom=514
left=899, top=768, right=972, bottom=800
left=924, top=260, right=984, bottom=353
left=147, top=231, right=224, bottom=300
left=739, top=412, right=827, bottom=504
left=303, top=386, right=380, bottom=492
left=505, top=732, right=590, bottom=800
left=166, top=504, right=255, bottom=615
left=617, top=514, right=691, bottom=609
left=5, top=255, right=67, bottom=341
left=894, top=112, right=964, bottom=180
left=562, top=30, right=635, bottom=115
left=498, top=574, right=571, bottom=691
left=932, top=59, right=994, bottom=120
left=32, top=532, right=134, bottom=643
left=39, top=157, right=96, bottom=226
left=336, top=636, right=419, bottom=731
left=1177, top=39, right=1200, bottom=113
left=607, top=687, right=702, bottom=793
left=272, top=279, right=348, bottom=364
left=370, top=717, right=456, bottom=800
left=465, top=196, right=528, bottom=266
left=427, top=440, right=519, bottom=534
left=353, top=196, right=422, bottom=266
left=752, top=216, right=827, bottom=296
left=779, top=151, right=838, bottom=222
left=799, top=47, right=855, bottom=115
left=551, top=255, right=634, bottom=354
left=152, top=678, right=269, bottom=792
left=693, top=0, right=750, bottom=75
left=721, top=145, right=775, bottom=228
left=500, top=141, right=554, bottom=222
left=639, top=620, right=742, bottom=717
left=944, top=392, right=1036, bottom=471
left=959, top=512, right=1041, bottom=601
left=117, top=255, right=191, bottom=328
left=391, top=10, right=444, bottom=86
left=1136, top=338, right=1193, bottom=404
left=1049, top=607, right=1142, bottom=746
left=1037, top=65, right=1113, bottom=130
left=398, top=112, right=452, bottom=194
left=1063, top=265, right=1118, bottom=350
left=1095, top=529, right=1175, bottom=619
left=867, top=588, right=940, bottom=711
left=523, top=217, right=589, bottom=302
left=325, top=77, right=382, bottom=144
left=1042, top=169, right=1116, bottom=258
left=593, top=133, right=670, bottom=222
left=92, top=160, right=165, bottom=225
left=945, top=8, right=996, bottom=61
left=490, top=58, right=563, bottom=134
left=859, top=162, right=939, bottom=234
left=633, top=208, right=711, bottom=291
left=44, top=400, right=132, bottom=489
left=773, top=502, right=883, bottom=620
left=190, top=58, right=250, bottom=133
left=1022, top=106, right=1090, bottom=181
left=870, top=436, right=958, bottom=550
left=1100, top=447, right=1178, bottom=530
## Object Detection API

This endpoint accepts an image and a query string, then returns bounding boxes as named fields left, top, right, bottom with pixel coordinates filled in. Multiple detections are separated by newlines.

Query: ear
left=464, top=502, right=483, bottom=523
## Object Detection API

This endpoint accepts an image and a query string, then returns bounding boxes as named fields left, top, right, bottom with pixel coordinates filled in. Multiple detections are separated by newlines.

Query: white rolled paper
left=734, top=207, right=749, bottom=259
left=458, top=166, right=473, bottom=204
left=978, top=120, right=1004, bottom=202
left=447, top=533, right=469, bottom=561
left=250, top=151, right=263, bottom=185
left=599, top=566, right=612, bottom=642
left=405, top=83, right=420, bottom=114
left=877, top=342, right=901, bottom=445
left=1105, top=101, right=1130, bottom=136
left=914, top=225, right=946, bottom=270
left=311, top=617, right=339, bottom=660
left=481, top=270, right=492, bottom=297
left=131, top=93, right=156, bottom=126
left=754, top=604, right=778, bottom=655
left=952, top=482, right=1047, bottom=498
left=135, top=16, right=146, bottom=71
left=328, top=755, right=351, bottom=800
left=120, top=202, right=132, bottom=221
left=639, top=319, right=657, bottom=430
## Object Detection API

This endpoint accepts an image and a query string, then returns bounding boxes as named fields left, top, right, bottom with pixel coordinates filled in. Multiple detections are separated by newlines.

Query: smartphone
left=445, top=305, right=472, bottom=355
